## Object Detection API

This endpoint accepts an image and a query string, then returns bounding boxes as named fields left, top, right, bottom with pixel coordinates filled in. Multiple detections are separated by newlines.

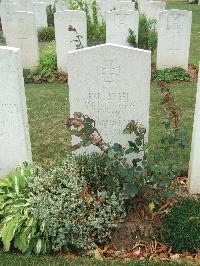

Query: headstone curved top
left=68, top=44, right=151, bottom=155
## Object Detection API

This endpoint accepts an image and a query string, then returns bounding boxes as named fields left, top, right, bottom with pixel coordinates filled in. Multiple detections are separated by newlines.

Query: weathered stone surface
left=55, top=10, right=87, bottom=73
left=1, top=0, right=17, bottom=37
left=119, top=1, right=135, bottom=11
left=0, top=46, right=32, bottom=178
left=55, top=0, right=68, bottom=11
left=6, top=11, right=39, bottom=69
left=188, top=64, right=200, bottom=194
left=143, top=1, right=166, bottom=20
left=68, top=44, right=151, bottom=155
left=106, top=10, right=139, bottom=46
left=15, top=0, right=34, bottom=11
left=156, top=9, right=192, bottom=70
left=33, top=2, right=48, bottom=28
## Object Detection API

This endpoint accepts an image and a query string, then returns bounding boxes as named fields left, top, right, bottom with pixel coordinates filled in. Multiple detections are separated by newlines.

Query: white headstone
left=156, top=9, right=192, bottom=71
left=33, top=2, right=48, bottom=28
left=96, top=0, right=106, bottom=22
left=1, top=0, right=17, bottom=37
left=119, top=1, right=135, bottom=11
left=0, top=46, right=32, bottom=178
left=106, top=10, right=139, bottom=46
left=138, top=0, right=150, bottom=12
left=55, top=10, right=87, bottom=73
left=68, top=44, right=151, bottom=155
left=143, top=1, right=166, bottom=21
left=15, top=0, right=33, bottom=11
left=55, top=0, right=68, bottom=11
left=188, top=65, right=200, bottom=194
left=6, top=11, right=39, bottom=69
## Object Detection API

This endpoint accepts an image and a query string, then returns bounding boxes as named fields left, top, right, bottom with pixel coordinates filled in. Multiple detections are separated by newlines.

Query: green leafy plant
left=128, top=13, right=157, bottom=53
left=161, top=197, right=200, bottom=253
left=153, top=67, right=190, bottom=83
left=29, top=156, right=126, bottom=251
left=38, top=26, right=55, bottom=42
left=66, top=85, right=188, bottom=211
left=76, top=153, right=121, bottom=195
left=67, top=0, right=106, bottom=46
left=0, top=165, right=50, bottom=254
left=0, top=31, right=6, bottom=45
left=127, top=29, right=137, bottom=47
left=46, top=4, right=55, bottom=27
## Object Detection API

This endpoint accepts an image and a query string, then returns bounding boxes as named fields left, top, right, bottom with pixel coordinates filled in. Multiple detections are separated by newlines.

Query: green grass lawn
left=0, top=252, right=195, bottom=266
left=26, top=81, right=197, bottom=172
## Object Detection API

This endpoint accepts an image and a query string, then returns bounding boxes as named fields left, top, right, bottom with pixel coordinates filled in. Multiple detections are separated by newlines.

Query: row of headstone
left=0, top=44, right=199, bottom=194
left=1, top=0, right=48, bottom=30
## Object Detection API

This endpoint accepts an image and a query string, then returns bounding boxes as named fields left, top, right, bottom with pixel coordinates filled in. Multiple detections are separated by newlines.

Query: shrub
left=0, top=31, right=6, bottom=45
left=128, top=13, right=157, bottom=53
left=38, top=26, right=55, bottom=42
left=67, top=86, right=188, bottom=212
left=153, top=67, right=190, bottom=83
left=76, top=153, right=121, bottom=195
left=161, top=198, right=200, bottom=253
left=127, top=29, right=137, bottom=48
left=29, top=156, right=126, bottom=251
left=46, top=5, right=55, bottom=26
left=68, top=0, right=106, bottom=46
left=0, top=165, right=50, bottom=254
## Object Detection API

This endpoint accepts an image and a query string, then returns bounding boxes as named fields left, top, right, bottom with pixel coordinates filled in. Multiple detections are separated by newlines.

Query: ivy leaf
left=125, top=147, right=134, bottom=155
left=123, top=183, right=138, bottom=198
left=107, top=148, right=115, bottom=159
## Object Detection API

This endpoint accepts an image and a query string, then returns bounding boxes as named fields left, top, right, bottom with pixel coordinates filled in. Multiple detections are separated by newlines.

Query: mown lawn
left=0, top=252, right=195, bottom=266
left=26, top=81, right=197, bottom=172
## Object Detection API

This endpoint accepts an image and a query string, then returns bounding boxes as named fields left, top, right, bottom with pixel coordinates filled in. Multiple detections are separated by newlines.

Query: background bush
left=46, top=5, right=55, bottom=27
left=38, top=27, right=55, bottom=42
left=161, top=197, right=200, bottom=253
left=128, top=13, right=157, bottom=53
left=68, top=0, right=106, bottom=46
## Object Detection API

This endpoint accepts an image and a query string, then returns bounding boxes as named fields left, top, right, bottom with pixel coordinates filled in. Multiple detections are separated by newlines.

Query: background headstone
left=68, top=44, right=151, bottom=155
left=188, top=65, right=200, bottom=194
left=119, top=1, right=135, bottom=11
left=33, top=2, right=48, bottom=28
left=143, top=1, right=166, bottom=21
left=55, top=10, right=87, bottom=73
left=0, top=46, right=32, bottom=178
left=55, top=0, right=68, bottom=11
left=156, top=9, right=192, bottom=70
left=6, top=11, right=39, bottom=69
left=106, top=10, right=139, bottom=46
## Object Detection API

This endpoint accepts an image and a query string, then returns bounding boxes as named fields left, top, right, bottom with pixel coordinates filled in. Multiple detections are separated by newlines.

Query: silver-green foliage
left=29, top=156, right=126, bottom=251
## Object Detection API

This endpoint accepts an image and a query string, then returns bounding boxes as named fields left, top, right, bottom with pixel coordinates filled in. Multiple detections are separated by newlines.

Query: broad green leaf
left=2, top=213, right=21, bottom=251
left=0, top=178, right=12, bottom=188
left=36, top=239, right=42, bottom=254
